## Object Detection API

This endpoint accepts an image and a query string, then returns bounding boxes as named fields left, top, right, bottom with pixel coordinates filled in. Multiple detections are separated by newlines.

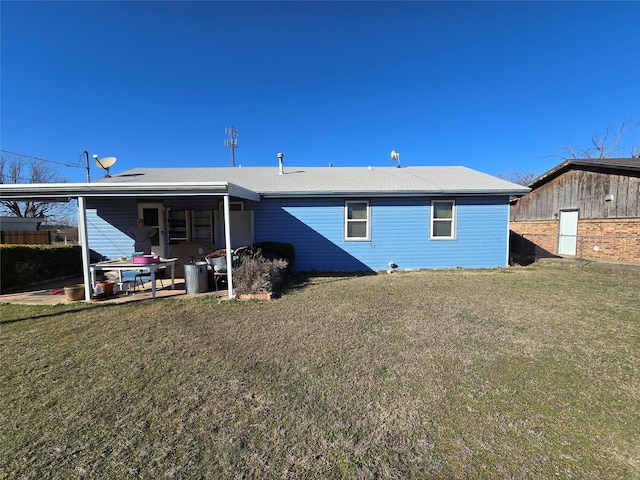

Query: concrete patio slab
left=0, top=276, right=230, bottom=305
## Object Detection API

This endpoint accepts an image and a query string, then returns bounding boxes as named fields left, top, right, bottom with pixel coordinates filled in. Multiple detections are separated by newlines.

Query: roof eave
left=529, top=158, right=640, bottom=188
left=0, top=182, right=261, bottom=202
left=260, top=189, right=529, bottom=198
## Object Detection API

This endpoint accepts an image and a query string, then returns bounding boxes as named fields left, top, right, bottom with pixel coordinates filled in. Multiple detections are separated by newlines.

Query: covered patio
left=0, top=181, right=260, bottom=302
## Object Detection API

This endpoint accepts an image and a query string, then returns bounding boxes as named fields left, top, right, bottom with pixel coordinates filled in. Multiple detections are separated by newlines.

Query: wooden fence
left=1, top=231, right=52, bottom=245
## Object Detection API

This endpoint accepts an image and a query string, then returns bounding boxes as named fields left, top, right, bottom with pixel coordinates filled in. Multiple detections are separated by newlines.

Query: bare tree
left=553, top=122, right=640, bottom=160
left=498, top=169, right=539, bottom=186
left=501, top=122, right=640, bottom=185
left=0, top=153, right=74, bottom=228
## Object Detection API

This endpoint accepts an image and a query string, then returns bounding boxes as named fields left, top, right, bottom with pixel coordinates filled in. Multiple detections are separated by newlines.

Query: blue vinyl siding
left=429, top=197, right=509, bottom=268
left=86, top=198, right=139, bottom=260
left=86, top=195, right=510, bottom=271
left=86, top=197, right=221, bottom=260
left=252, top=199, right=364, bottom=271
left=252, top=196, right=510, bottom=271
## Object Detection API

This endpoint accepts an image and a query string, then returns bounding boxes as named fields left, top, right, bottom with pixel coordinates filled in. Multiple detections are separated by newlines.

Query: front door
left=558, top=210, right=579, bottom=256
left=138, top=203, right=165, bottom=256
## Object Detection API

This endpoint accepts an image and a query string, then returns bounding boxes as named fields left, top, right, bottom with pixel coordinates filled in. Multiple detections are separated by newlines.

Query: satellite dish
left=94, top=156, right=117, bottom=178
left=390, top=150, right=400, bottom=167
left=95, top=156, right=117, bottom=168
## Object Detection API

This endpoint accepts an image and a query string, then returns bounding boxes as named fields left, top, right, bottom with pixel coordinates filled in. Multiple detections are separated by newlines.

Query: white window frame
left=344, top=200, right=371, bottom=241
left=430, top=199, right=456, bottom=240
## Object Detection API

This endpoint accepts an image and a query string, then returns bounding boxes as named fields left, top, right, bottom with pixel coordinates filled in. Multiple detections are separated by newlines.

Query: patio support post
left=223, top=194, right=233, bottom=299
left=77, top=196, right=93, bottom=302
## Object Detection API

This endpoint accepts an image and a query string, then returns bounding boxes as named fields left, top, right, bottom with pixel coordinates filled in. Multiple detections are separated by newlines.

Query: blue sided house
left=1, top=163, right=529, bottom=300
left=81, top=165, right=528, bottom=271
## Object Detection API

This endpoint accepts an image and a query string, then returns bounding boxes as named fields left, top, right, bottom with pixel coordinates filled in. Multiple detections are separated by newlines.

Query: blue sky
left=2, top=1, right=639, bottom=184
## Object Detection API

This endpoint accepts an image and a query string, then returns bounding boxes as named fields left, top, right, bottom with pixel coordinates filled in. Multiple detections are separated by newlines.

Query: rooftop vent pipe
left=277, top=152, right=284, bottom=175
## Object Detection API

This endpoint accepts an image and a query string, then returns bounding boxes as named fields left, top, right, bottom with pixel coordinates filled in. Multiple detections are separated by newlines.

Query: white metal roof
left=96, top=166, right=530, bottom=197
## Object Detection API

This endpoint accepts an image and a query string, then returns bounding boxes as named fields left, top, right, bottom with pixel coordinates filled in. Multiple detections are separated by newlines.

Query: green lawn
left=1, top=260, right=639, bottom=479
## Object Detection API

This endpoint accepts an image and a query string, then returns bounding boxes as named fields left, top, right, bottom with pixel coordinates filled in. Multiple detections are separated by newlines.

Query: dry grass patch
left=1, top=260, right=639, bottom=478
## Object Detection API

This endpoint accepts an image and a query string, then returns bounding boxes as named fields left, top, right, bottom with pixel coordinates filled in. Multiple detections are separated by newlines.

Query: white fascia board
left=260, top=188, right=530, bottom=198
left=226, top=184, right=261, bottom=201
left=441, top=188, right=531, bottom=196
left=0, top=182, right=260, bottom=201
left=260, top=192, right=428, bottom=199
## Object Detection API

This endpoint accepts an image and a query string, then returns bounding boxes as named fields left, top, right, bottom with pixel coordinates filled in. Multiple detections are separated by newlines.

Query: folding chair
left=208, top=256, right=227, bottom=292
left=134, top=267, right=166, bottom=292
left=207, top=247, right=247, bottom=292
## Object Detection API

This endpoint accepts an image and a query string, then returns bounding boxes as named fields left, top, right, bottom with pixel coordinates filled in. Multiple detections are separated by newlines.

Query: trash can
left=184, top=262, right=209, bottom=294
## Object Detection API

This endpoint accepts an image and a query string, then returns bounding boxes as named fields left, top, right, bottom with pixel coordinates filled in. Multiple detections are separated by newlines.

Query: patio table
left=89, top=258, right=177, bottom=299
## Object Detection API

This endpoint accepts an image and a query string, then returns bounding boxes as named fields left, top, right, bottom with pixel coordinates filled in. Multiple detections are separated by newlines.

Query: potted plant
left=63, top=284, right=85, bottom=301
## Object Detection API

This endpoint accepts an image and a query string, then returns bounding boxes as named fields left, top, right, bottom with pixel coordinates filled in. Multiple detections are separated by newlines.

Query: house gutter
left=0, top=182, right=261, bottom=202
left=259, top=188, right=530, bottom=198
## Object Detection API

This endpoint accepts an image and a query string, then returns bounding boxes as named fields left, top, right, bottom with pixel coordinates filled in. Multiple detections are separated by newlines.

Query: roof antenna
left=225, top=126, right=238, bottom=167
left=390, top=150, right=400, bottom=168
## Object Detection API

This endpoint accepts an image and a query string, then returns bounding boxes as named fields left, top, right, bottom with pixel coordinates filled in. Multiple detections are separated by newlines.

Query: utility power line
left=0, top=149, right=84, bottom=169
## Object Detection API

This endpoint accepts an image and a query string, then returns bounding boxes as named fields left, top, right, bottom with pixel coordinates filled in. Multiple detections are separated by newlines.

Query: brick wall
left=510, top=218, right=640, bottom=264
left=577, top=218, right=640, bottom=263
left=578, top=218, right=640, bottom=237
left=510, top=220, right=558, bottom=255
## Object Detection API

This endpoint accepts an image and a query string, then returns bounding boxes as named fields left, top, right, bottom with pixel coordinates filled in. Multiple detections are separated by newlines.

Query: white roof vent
left=277, top=152, right=284, bottom=175
left=390, top=150, right=400, bottom=168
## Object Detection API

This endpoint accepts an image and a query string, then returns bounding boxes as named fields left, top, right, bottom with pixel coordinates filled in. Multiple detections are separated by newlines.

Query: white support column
left=223, top=194, right=233, bottom=298
left=77, top=196, right=93, bottom=302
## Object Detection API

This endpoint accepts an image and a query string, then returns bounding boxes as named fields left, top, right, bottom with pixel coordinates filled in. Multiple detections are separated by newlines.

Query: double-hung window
left=345, top=201, right=370, bottom=241
left=430, top=200, right=455, bottom=239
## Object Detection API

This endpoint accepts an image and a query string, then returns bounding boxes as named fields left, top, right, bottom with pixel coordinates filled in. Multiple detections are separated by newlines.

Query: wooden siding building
left=510, top=158, right=640, bottom=263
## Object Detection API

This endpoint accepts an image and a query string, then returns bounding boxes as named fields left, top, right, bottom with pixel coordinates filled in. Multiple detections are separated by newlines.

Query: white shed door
left=558, top=210, right=579, bottom=256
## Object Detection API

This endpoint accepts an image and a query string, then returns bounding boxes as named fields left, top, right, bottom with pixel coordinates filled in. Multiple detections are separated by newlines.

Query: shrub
left=0, top=244, right=82, bottom=292
left=247, top=242, right=294, bottom=274
left=233, top=251, right=289, bottom=295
